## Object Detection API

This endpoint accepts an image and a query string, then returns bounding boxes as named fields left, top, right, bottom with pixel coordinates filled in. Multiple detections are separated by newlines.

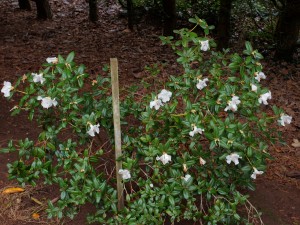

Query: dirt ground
left=0, top=0, right=300, bottom=224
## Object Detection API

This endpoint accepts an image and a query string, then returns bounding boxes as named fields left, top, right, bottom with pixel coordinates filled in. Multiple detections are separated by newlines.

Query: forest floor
left=0, top=0, right=300, bottom=224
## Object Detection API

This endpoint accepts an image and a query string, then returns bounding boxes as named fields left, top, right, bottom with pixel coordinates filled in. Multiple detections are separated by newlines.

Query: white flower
left=87, top=123, right=100, bottom=137
left=258, top=91, right=271, bottom=105
left=251, top=167, right=264, bottom=179
left=199, top=157, right=206, bottom=165
left=149, top=183, right=154, bottom=188
left=32, top=73, right=46, bottom=84
left=196, top=78, right=209, bottom=90
left=182, top=174, right=192, bottom=182
left=251, top=84, right=257, bottom=92
left=278, top=114, right=292, bottom=126
left=1, top=81, right=12, bottom=97
left=226, top=153, right=242, bottom=165
left=150, top=98, right=163, bottom=110
left=46, top=57, right=58, bottom=64
left=37, top=96, right=58, bottom=109
left=189, top=125, right=204, bottom=137
left=158, top=89, right=172, bottom=103
left=231, top=96, right=240, bottom=105
left=255, top=72, right=266, bottom=82
left=224, top=96, right=241, bottom=112
left=225, top=103, right=238, bottom=112
left=118, top=169, right=131, bottom=180
left=156, top=153, right=172, bottom=165
left=200, top=40, right=210, bottom=51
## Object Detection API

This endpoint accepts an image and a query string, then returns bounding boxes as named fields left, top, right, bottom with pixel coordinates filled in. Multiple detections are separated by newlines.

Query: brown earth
left=0, top=0, right=300, bottom=224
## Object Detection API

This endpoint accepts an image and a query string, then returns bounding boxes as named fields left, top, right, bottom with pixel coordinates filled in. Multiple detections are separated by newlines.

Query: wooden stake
left=110, top=58, right=124, bottom=210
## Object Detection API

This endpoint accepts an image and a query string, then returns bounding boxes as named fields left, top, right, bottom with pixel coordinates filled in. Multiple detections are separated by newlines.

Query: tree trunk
left=162, top=0, right=176, bottom=36
left=18, top=0, right=31, bottom=10
left=217, top=0, right=233, bottom=51
left=127, top=0, right=134, bottom=30
left=274, top=0, right=300, bottom=61
left=35, top=0, right=52, bottom=20
left=89, top=0, right=98, bottom=22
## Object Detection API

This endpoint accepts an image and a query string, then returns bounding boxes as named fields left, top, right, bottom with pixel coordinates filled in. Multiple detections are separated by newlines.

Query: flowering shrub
left=1, top=16, right=292, bottom=224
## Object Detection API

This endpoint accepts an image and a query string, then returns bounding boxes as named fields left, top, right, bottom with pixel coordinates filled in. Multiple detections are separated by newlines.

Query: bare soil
left=0, top=0, right=300, bottom=224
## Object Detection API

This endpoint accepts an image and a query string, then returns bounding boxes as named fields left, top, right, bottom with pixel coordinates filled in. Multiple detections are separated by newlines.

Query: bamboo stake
left=110, top=58, right=124, bottom=210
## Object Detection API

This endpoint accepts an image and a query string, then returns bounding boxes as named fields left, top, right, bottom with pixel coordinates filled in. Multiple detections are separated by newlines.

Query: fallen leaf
left=122, top=28, right=131, bottom=33
left=133, top=71, right=144, bottom=79
left=31, top=197, right=43, bottom=205
left=32, top=213, right=40, bottom=220
left=2, top=187, right=25, bottom=194
left=286, top=171, right=300, bottom=179
left=291, top=139, right=300, bottom=148
left=280, top=68, right=289, bottom=75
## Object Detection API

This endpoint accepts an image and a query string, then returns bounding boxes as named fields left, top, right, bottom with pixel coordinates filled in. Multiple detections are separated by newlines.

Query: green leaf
left=247, top=147, right=253, bottom=157
left=228, top=63, right=239, bottom=71
left=29, top=110, right=34, bottom=121
left=58, top=55, right=65, bottom=63
left=78, top=65, right=85, bottom=74
left=233, top=213, right=240, bottom=220
left=183, top=189, right=189, bottom=199
left=245, top=41, right=253, bottom=52
left=188, top=18, right=197, bottom=24
left=78, top=78, right=84, bottom=88
left=168, top=196, right=175, bottom=206
left=66, top=51, right=75, bottom=63
left=241, top=165, right=251, bottom=173
left=32, top=147, right=45, bottom=158
left=60, top=191, right=66, bottom=200
left=0, top=148, right=13, bottom=153
left=189, top=142, right=195, bottom=149
left=89, top=156, right=99, bottom=163
left=47, top=142, right=56, bottom=151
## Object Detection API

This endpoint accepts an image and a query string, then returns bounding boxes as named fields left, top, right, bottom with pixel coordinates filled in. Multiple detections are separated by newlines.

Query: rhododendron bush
left=0, top=17, right=292, bottom=224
